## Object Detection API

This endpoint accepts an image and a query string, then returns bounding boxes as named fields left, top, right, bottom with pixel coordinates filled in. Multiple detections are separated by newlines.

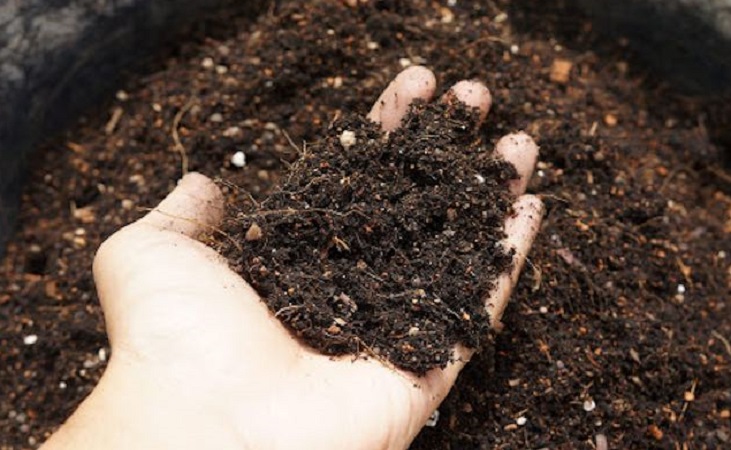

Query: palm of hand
left=88, top=67, right=542, bottom=450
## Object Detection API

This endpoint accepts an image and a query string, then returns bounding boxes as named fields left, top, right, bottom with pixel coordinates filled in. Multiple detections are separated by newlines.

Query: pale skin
left=42, top=66, right=543, bottom=450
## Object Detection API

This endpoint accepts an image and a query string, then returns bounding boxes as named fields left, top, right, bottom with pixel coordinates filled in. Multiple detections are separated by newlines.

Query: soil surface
left=223, top=101, right=517, bottom=374
left=1, top=0, right=729, bottom=449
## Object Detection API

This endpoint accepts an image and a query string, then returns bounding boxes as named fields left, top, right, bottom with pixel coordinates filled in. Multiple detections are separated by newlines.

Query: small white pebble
left=510, top=44, right=520, bottom=55
left=677, top=284, right=686, bottom=294
left=340, top=130, right=357, bottom=149
left=399, top=57, right=412, bottom=68
left=201, top=57, right=215, bottom=69
left=539, top=306, right=548, bottom=314
left=98, top=347, right=108, bottom=362
left=583, top=398, right=596, bottom=412
left=426, top=409, right=440, bottom=427
left=367, top=41, right=379, bottom=50
left=231, top=151, right=246, bottom=168
left=516, top=416, right=527, bottom=426
left=222, top=126, right=243, bottom=138
left=215, top=65, right=229, bottom=75
left=115, top=90, right=129, bottom=101
left=59, top=381, right=67, bottom=389
left=494, top=12, right=508, bottom=23
left=209, top=113, right=223, bottom=123
left=448, top=0, right=457, bottom=5
left=718, top=251, right=726, bottom=258
left=23, top=335, right=38, bottom=346
left=475, top=174, right=485, bottom=184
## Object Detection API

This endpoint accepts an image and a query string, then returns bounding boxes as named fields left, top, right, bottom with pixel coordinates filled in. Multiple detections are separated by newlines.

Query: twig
left=281, top=129, right=303, bottom=156
left=171, top=97, right=197, bottom=175
left=136, top=206, right=241, bottom=252
left=712, top=331, right=731, bottom=357
left=105, top=107, right=124, bottom=135
left=275, top=305, right=304, bottom=318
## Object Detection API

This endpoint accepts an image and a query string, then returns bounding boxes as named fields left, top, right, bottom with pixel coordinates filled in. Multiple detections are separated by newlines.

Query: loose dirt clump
left=222, top=101, right=517, bottom=373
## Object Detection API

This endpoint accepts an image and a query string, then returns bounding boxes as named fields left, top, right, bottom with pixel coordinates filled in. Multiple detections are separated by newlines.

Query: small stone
left=408, top=326, right=420, bottom=336
left=201, top=57, right=215, bottom=69
left=399, top=57, right=412, bottom=68
left=340, top=130, right=357, bottom=149
left=366, top=41, right=379, bottom=50
left=539, top=306, right=548, bottom=314
left=508, top=378, right=521, bottom=387
left=648, top=424, right=664, bottom=441
left=121, top=199, right=134, bottom=210
left=494, top=12, right=508, bottom=23
left=59, top=381, right=67, bottom=389
left=475, top=174, right=485, bottom=184
left=720, top=409, right=730, bottom=419
left=683, top=391, right=695, bottom=402
left=215, top=65, right=229, bottom=74
left=583, top=398, right=596, bottom=412
left=115, top=90, right=129, bottom=101
left=677, top=284, right=686, bottom=294
left=604, top=114, right=618, bottom=127
left=23, top=335, right=38, bottom=346
left=550, top=59, right=573, bottom=84
left=245, top=223, right=263, bottom=241
left=223, top=126, right=243, bottom=138
left=516, top=416, right=527, bottom=426
left=209, top=113, right=224, bottom=123
left=510, top=44, right=520, bottom=55
left=231, top=151, right=246, bottom=168
left=98, top=348, right=107, bottom=362
left=332, top=76, right=343, bottom=89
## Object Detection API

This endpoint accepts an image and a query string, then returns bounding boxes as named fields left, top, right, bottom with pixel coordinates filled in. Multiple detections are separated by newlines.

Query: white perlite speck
left=516, top=416, right=527, bottom=426
left=339, top=130, right=357, bottom=149
left=583, top=398, right=596, bottom=412
left=231, top=151, right=246, bottom=168
left=23, top=335, right=38, bottom=345
left=426, top=409, right=440, bottom=427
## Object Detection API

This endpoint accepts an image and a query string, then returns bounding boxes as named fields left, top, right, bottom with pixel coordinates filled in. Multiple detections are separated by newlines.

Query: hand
left=42, top=67, right=543, bottom=450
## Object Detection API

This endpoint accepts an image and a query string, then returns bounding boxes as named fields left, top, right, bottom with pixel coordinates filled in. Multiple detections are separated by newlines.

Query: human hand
left=42, top=67, right=542, bottom=450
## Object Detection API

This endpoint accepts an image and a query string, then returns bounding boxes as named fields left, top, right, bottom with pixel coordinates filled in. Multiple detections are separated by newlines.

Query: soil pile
left=223, top=101, right=517, bottom=373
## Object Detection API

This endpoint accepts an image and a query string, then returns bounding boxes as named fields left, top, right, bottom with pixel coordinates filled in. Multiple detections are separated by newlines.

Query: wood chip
left=549, top=59, right=573, bottom=84
left=245, top=223, right=263, bottom=241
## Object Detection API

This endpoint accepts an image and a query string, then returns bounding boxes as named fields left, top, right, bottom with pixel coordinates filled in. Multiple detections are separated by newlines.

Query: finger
left=496, top=132, right=539, bottom=196
left=442, top=80, right=492, bottom=125
left=417, top=197, right=543, bottom=409
left=485, top=194, right=544, bottom=329
left=136, top=172, right=224, bottom=238
left=368, top=65, right=437, bottom=132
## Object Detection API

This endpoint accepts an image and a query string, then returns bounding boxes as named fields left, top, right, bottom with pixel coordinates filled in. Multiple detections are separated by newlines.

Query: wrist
left=42, top=355, right=243, bottom=450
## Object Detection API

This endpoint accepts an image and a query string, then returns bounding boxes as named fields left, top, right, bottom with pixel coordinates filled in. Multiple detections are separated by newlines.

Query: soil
left=1, top=0, right=729, bottom=449
left=222, top=101, right=517, bottom=374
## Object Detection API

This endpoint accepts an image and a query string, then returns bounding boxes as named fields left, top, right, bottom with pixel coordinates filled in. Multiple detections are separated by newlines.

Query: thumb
left=135, top=172, right=224, bottom=237
left=92, top=173, right=226, bottom=345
